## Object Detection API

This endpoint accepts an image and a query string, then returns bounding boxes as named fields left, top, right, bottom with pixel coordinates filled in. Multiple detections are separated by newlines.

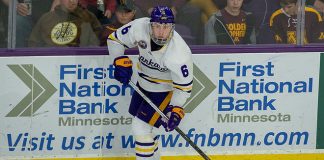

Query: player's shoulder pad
left=164, top=31, right=192, bottom=64
left=127, top=18, right=150, bottom=34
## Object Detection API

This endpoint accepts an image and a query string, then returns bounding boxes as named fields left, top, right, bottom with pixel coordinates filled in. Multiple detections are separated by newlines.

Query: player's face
left=226, top=0, right=243, bottom=12
left=116, top=10, right=135, bottom=25
left=60, top=0, right=78, bottom=12
left=151, top=22, right=173, bottom=41
left=283, top=3, right=298, bottom=15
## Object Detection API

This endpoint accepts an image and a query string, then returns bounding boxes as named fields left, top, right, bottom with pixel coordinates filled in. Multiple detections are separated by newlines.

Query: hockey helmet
left=149, top=6, right=175, bottom=45
left=150, top=6, right=175, bottom=23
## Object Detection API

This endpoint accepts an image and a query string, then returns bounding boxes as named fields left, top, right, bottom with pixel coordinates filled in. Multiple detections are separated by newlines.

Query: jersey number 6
left=181, top=65, right=189, bottom=77
left=121, top=25, right=132, bottom=35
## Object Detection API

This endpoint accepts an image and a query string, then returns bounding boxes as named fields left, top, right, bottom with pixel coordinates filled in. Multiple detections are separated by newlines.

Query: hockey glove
left=113, top=56, right=133, bottom=85
left=161, top=105, right=185, bottom=132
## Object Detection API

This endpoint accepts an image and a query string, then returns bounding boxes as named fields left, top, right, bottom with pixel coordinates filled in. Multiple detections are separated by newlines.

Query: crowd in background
left=0, top=0, right=324, bottom=48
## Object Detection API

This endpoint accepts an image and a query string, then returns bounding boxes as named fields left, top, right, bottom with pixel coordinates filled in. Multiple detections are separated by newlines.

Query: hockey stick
left=128, top=81, right=211, bottom=160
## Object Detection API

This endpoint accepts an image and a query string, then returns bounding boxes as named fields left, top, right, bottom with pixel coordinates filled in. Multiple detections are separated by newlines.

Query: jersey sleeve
left=306, top=8, right=324, bottom=43
left=107, top=20, right=138, bottom=56
left=270, top=11, right=285, bottom=44
left=165, top=48, right=193, bottom=107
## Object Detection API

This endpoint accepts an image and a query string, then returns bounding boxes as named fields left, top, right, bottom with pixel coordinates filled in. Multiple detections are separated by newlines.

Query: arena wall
left=0, top=47, right=323, bottom=159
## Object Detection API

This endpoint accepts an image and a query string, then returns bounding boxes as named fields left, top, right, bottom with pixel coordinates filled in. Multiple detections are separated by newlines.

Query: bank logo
left=184, top=64, right=216, bottom=113
left=6, top=64, right=57, bottom=117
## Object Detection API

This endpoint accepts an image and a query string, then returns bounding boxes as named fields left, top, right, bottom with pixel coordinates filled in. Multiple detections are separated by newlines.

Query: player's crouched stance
left=107, top=6, right=193, bottom=159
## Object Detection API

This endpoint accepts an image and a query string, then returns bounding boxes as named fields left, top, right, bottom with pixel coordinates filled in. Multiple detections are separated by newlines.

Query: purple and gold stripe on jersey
left=139, top=73, right=193, bottom=93
left=173, top=81, right=193, bottom=93
left=138, top=73, right=173, bottom=84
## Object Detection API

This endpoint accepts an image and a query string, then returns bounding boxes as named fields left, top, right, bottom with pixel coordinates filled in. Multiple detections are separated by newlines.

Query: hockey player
left=107, top=6, right=193, bottom=159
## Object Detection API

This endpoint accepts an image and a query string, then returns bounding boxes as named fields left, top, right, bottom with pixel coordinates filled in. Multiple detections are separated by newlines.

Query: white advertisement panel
left=0, top=53, right=320, bottom=158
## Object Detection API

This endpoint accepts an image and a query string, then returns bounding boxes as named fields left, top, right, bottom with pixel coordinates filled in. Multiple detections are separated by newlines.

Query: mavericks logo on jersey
left=137, top=40, right=147, bottom=49
left=51, top=22, right=78, bottom=45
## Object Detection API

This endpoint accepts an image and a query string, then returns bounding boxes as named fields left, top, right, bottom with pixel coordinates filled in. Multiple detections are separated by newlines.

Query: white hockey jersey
left=107, top=18, right=193, bottom=107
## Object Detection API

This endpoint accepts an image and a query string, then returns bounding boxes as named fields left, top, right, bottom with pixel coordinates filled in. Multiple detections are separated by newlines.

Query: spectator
left=7, top=0, right=58, bottom=47
left=1, top=0, right=55, bottom=47
left=180, top=0, right=219, bottom=24
left=242, top=0, right=281, bottom=44
left=79, top=0, right=116, bottom=25
left=17, top=0, right=54, bottom=47
left=100, top=0, right=135, bottom=46
left=204, top=0, right=256, bottom=45
left=134, top=0, right=204, bottom=44
left=270, top=0, right=324, bottom=44
left=309, top=0, right=324, bottom=42
left=0, top=0, right=8, bottom=48
left=28, top=0, right=102, bottom=47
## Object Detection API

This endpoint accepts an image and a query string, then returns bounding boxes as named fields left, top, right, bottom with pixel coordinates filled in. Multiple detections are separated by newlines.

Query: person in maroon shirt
left=79, top=0, right=116, bottom=24
left=204, top=0, right=256, bottom=45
